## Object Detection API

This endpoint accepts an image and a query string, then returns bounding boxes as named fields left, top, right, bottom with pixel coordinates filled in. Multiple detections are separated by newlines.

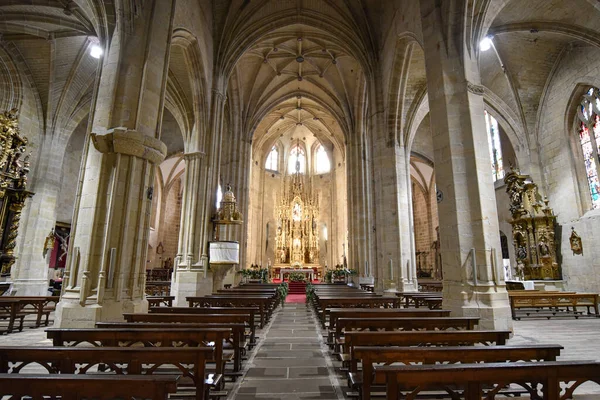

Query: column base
left=11, top=278, right=49, bottom=296
left=442, top=281, right=513, bottom=331
left=54, top=297, right=148, bottom=328
left=172, top=270, right=213, bottom=306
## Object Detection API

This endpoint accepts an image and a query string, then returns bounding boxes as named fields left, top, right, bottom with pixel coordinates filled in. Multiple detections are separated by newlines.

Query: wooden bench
left=46, top=328, right=231, bottom=390
left=0, top=373, right=179, bottom=399
left=334, top=317, right=478, bottom=353
left=315, top=297, right=404, bottom=328
left=147, top=295, right=175, bottom=307
left=375, top=360, right=600, bottom=400
left=8, top=296, right=59, bottom=328
left=333, top=317, right=479, bottom=353
left=326, top=308, right=451, bottom=346
left=394, top=292, right=442, bottom=308
left=352, top=344, right=563, bottom=400
left=107, top=316, right=248, bottom=373
left=0, top=346, right=213, bottom=400
left=424, top=297, right=443, bottom=309
left=149, top=306, right=259, bottom=346
left=0, top=299, right=25, bottom=333
left=342, top=330, right=511, bottom=372
left=187, top=297, right=272, bottom=328
left=509, top=292, right=600, bottom=319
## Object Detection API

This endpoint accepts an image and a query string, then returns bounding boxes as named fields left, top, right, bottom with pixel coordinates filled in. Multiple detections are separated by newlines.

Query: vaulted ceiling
left=227, top=24, right=365, bottom=154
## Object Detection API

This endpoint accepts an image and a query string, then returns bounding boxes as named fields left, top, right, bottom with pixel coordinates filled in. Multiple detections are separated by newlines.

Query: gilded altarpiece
left=0, top=109, right=33, bottom=274
left=505, top=168, right=561, bottom=280
left=274, top=169, right=320, bottom=268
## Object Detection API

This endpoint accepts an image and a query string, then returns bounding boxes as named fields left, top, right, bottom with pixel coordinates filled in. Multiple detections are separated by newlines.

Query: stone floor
left=0, top=311, right=599, bottom=398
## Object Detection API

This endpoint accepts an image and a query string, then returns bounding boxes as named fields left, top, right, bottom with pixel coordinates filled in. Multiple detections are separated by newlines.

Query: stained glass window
left=288, top=145, right=306, bottom=174
left=315, top=144, right=331, bottom=174
left=485, top=110, right=504, bottom=182
left=577, top=87, right=600, bottom=209
left=265, top=146, right=278, bottom=171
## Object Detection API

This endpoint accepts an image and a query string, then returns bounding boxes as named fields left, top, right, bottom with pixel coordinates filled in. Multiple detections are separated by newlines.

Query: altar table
left=280, top=268, right=314, bottom=281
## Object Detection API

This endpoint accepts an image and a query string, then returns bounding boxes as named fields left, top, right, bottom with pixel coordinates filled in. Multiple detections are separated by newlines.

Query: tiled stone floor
left=0, top=312, right=599, bottom=398
left=228, top=303, right=344, bottom=400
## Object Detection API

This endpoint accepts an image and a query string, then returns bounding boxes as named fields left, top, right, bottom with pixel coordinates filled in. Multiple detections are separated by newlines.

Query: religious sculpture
left=569, top=227, right=583, bottom=256
left=0, top=109, right=33, bottom=274
left=504, top=166, right=561, bottom=280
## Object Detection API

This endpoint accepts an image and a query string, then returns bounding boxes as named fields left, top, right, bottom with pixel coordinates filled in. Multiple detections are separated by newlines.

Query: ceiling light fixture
left=480, top=36, right=493, bottom=52
left=89, top=40, right=103, bottom=59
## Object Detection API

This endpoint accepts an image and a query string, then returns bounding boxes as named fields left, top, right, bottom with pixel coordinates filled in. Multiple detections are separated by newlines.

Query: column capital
left=92, top=128, right=167, bottom=164
left=183, top=151, right=205, bottom=161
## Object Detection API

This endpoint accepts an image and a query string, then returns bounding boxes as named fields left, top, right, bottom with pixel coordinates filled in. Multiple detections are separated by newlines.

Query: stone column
left=346, top=133, right=375, bottom=282
left=371, top=132, right=418, bottom=293
left=171, top=152, right=213, bottom=306
left=54, top=0, right=175, bottom=327
left=171, top=83, right=227, bottom=303
left=419, top=0, right=511, bottom=330
left=11, top=141, right=61, bottom=296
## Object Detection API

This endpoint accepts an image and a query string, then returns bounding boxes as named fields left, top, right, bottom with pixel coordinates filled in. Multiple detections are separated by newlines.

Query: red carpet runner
left=286, top=294, right=306, bottom=303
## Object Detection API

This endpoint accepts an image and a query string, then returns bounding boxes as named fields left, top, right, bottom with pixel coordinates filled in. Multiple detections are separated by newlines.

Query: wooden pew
left=508, top=292, right=600, bottom=319
left=0, top=374, right=179, bottom=399
left=207, top=293, right=279, bottom=312
left=0, top=346, right=213, bottom=400
left=0, top=299, right=25, bottom=333
left=394, top=292, right=442, bottom=308
left=46, top=328, right=230, bottom=390
left=376, top=361, right=600, bottom=400
left=326, top=308, right=451, bottom=345
left=147, top=295, right=175, bottom=307
left=6, top=296, right=59, bottom=328
left=315, top=297, right=404, bottom=328
left=353, top=344, right=563, bottom=400
left=342, top=330, right=511, bottom=372
left=112, top=315, right=249, bottom=373
left=187, top=297, right=272, bottom=328
left=333, top=317, right=479, bottom=352
left=149, top=306, right=259, bottom=345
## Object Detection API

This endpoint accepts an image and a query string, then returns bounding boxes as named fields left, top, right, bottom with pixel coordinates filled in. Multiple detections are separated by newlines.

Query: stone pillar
left=171, top=152, right=213, bottom=306
left=54, top=0, right=175, bottom=327
left=419, top=0, right=511, bottom=330
left=346, top=133, right=375, bottom=282
left=372, top=133, right=418, bottom=293
left=171, top=82, right=227, bottom=304
left=11, top=142, right=60, bottom=295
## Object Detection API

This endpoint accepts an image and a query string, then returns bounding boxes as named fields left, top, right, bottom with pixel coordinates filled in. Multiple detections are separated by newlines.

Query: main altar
left=271, top=152, right=322, bottom=280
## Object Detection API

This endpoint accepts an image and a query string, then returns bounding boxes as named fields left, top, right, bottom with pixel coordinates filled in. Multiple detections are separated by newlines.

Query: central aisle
left=230, top=303, right=344, bottom=400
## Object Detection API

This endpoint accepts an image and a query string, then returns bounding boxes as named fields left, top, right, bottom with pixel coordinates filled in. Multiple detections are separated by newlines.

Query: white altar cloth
left=279, top=268, right=314, bottom=281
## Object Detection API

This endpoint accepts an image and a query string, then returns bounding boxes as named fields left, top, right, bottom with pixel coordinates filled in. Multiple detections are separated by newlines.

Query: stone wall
left=537, top=44, right=600, bottom=293
left=56, top=120, right=86, bottom=224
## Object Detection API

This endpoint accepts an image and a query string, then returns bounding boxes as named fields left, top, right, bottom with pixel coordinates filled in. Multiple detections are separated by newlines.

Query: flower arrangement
left=288, top=272, right=307, bottom=282
left=237, top=265, right=269, bottom=283
left=324, top=265, right=357, bottom=283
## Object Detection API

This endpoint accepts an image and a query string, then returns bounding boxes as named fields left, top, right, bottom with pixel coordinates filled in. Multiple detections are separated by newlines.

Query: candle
left=365, top=261, right=368, bottom=277
left=389, top=259, right=393, bottom=280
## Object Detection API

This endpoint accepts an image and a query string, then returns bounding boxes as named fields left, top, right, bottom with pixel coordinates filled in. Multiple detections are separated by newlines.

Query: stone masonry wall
left=537, top=44, right=600, bottom=293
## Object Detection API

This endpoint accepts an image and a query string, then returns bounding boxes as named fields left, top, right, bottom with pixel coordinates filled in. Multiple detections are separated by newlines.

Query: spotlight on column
left=89, top=43, right=103, bottom=59
left=480, top=36, right=493, bottom=52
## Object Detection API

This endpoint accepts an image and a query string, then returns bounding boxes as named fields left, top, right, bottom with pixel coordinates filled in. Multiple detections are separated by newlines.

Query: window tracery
left=315, top=144, right=331, bottom=174
left=265, top=146, right=278, bottom=171
left=485, top=110, right=504, bottom=182
left=576, top=87, right=600, bottom=209
left=288, top=145, right=306, bottom=174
